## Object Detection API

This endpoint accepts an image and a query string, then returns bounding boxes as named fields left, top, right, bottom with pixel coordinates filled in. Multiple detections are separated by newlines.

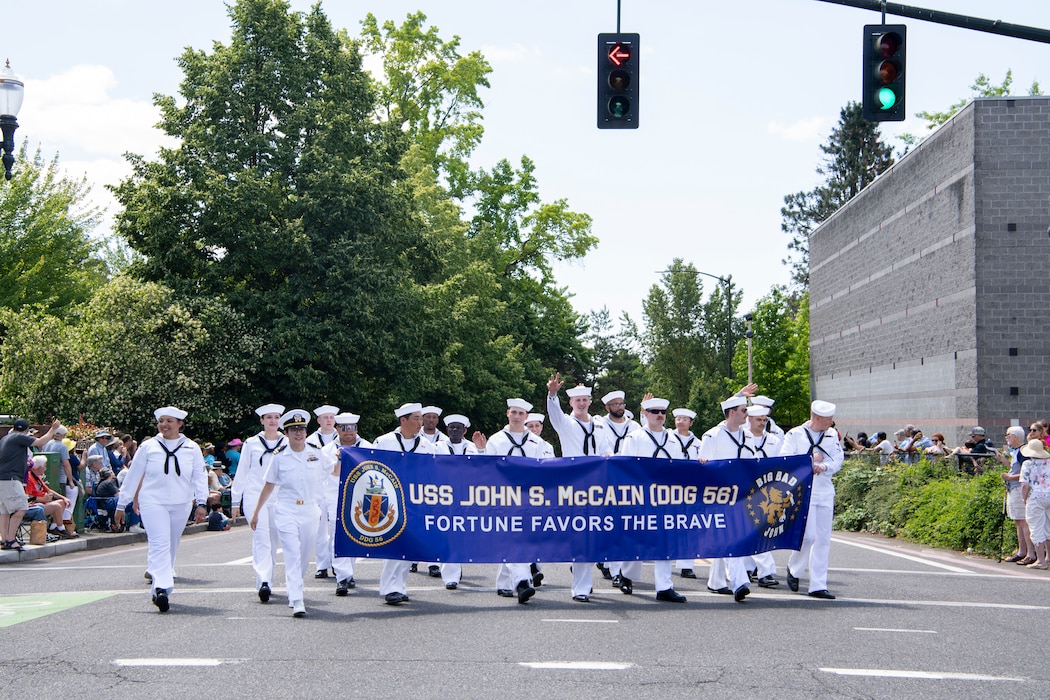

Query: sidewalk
left=0, top=518, right=247, bottom=564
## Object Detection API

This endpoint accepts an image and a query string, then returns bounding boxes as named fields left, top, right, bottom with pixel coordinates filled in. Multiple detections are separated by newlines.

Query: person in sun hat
left=779, top=400, right=844, bottom=600
left=114, top=406, right=208, bottom=613
left=1019, top=438, right=1050, bottom=570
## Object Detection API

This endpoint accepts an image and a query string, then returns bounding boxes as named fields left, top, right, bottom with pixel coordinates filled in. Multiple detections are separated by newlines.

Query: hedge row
left=832, top=455, right=1012, bottom=557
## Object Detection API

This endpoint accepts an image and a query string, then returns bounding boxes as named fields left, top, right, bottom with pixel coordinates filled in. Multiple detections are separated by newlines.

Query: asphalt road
left=2, top=526, right=1047, bottom=699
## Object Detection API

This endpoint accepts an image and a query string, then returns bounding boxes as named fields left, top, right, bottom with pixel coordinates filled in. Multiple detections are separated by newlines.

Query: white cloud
left=767, top=116, right=827, bottom=142
left=480, top=43, right=538, bottom=64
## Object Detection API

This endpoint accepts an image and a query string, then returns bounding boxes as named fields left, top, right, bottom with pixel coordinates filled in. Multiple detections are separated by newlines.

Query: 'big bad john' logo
left=744, top=469, right=806, bottom=540
left=341, top=460, right=407, bottom=547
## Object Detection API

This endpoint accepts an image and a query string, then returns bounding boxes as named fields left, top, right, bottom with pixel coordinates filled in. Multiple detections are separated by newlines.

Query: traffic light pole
left=815, top=0, right=1050, bottom=44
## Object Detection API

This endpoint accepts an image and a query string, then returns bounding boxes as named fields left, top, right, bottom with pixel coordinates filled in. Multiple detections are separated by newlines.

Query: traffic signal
left=597, top=33, right=639, bottom=129
left=862, top=24, right=906, bottom=121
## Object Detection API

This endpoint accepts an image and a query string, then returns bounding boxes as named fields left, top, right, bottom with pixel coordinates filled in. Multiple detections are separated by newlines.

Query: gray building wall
left=809, top=97, right=1050, bottom=445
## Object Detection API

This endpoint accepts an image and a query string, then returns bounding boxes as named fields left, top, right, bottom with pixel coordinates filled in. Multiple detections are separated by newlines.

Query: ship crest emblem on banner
left=342, top=460, right=407, bottom=547
left=745, top=470, right=805, bottom=540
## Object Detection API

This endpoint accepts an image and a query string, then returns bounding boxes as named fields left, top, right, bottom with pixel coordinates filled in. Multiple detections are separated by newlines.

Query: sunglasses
left=647, top=409, right=667, bottom=415
left=337, top=425, right=357, bottom=431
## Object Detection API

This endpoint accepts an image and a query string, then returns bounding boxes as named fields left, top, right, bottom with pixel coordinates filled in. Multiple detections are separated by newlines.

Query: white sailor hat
left=280, top=409, right=311, bottom=429
left=420, top=405, right=442, bottom=416
left=314, top=405, right=339, bottom=417
left=154, top=406, right=187, bottom=421
left=507, top=398, right=533, bottom=412
left=395, top=403, right=423, bottom=418
left=641, top=397, right=670, bottom=411
left=811, top=400, right=836, bottom=417
left=335, top=412, right=360, bottom=425
left=256, top=403, right=285, bottom=417
left=751, top=395, right=775, bottom=408
left=720, top=396, right=747, bottom=411
left=525, top=413, right=545, bottom=425
left=747, top=405, right=770, bottom=417
left=444, top=414, right=470, bottom=428
left=601, top=390, right=625, bottom=405
left=672, top=408, right=696, bottom=420
left=566, top=385, right=592, bottom=398
left=624, top=410, right=634, bottom=420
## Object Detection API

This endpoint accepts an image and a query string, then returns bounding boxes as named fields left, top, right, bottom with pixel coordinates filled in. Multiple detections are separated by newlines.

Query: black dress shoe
left=258, top=582, right=271, bottom=603
left=757, top=575, right=780, bottom=588
left=516, top=581, right=536, bottom=604
left=410, top=563, right=418, bottom=573
left=707, top=586, right=733, bottom=595
left=680, top=568, right=697, bottom=579
left=786, top=568, right=799, bottom=592
left=314, top=569, right=329, bottom=579
left=336, top=579, right=349, bottom=596
left=656, top=588, right=687, bottom=603
left=497, top=588, right=515, bottom=597
left=611, top=574, right=622, bottom=588
left=345, top=577, right=356, bottom=589
left=572, top=594, right=590, bottom=603
left=808, top=589, right=836, bottom=599
left=619, top=576, right=633, bottom=595
left=748, top=568, right=758, bottom=582
left=384, top=592, right=403, bottom=605
left=446, top=582, right=458, bottom=590
left=532, top=572, right=544, bottom=587
left=596, top=562, right=612, bottom=579
left=428, top=565, right=441, bottom=577
left=152, top=588, right=169, bottom=612
left=733, top=585, right=750, bottom=603
left=399, top=593, right=410, bottom=602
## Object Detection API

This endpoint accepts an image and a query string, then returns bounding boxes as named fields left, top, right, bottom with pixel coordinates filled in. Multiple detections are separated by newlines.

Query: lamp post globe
left=0, top=60, right=25, bottom=181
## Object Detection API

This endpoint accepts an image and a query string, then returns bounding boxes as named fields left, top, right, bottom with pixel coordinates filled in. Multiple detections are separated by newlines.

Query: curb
left=0, top=518, right=247, bottom=564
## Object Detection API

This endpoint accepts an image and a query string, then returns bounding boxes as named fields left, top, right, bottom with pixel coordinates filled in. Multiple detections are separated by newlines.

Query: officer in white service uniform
left=231, top=403, right=285, bottom=603
left=670, top=407, right=701, bottom=577
left=743, top=404, right=781, bottom=588
left=616, top=397, right=688, bottom=602
left=251, top=409, right=334, bottom=618
left=779, top=400, right=843, bottom=600
left=698, top=395, right=756, bottom=603
left=373, top=403, right=438, bottom=605
left=309, top=404, right=339, bottom=580
left=546, top=373, right=611, bottom=602
left=321, top=412, right=372, bottom=596
left=114, top=406, right=209, bottom=613
left=486, top=399, right=546, bottom=603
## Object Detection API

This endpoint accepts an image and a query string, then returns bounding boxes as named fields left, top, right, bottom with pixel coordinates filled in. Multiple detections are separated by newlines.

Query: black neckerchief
left=395, top=433, right=422, bottom=453
left=259, top=435, right=285, bottom=466
left=722, top=426, right=754, bottom=459
left=574, top=418, right=596, bottom=455
left=158, top=438, right=186, bottom=475
left=644, top=429, right=671, bottom=459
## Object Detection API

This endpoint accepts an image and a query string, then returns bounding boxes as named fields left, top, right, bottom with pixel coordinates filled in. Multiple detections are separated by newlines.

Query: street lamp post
left=744, top=313, right=754, bottom=385
left=0, top=60, right=25, bottom=181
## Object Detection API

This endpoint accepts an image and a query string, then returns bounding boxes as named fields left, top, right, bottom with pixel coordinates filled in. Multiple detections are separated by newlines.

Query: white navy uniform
left=116, top=434, right=208, bottom=597
left=698, top=423, right=756, bottom=592
left=546, top=394, right=613, bottom=598
left=232, top=431, right=284, bottom=591
left=262, top=442, right=329, bottom=607
left=321, top=437, right=372, bottom=583
left=373, top=430, right=438, bottom=597
left=486, top=428, right=547, bottom=591
left=617, top=427, right=686, bottom=593
left=779, top=423, right=843, bottom=592
left=308, top=428, right=339, bottom=574
left=743, top=429, right=782, bottom=578
left=600, top=415, right=642, bottom=456
left=435, top=439, right=479, bottom=586
left=421, top=429, right=448, bottom=445
left=671, top=429, right=701, bottom=571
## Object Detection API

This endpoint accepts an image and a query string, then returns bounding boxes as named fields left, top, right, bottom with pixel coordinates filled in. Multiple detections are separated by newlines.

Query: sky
left=4, top=0, right=1048, bottom=329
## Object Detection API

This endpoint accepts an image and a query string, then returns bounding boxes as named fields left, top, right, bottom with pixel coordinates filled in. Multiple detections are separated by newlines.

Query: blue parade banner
left=334, top=447, right=813, bottom=563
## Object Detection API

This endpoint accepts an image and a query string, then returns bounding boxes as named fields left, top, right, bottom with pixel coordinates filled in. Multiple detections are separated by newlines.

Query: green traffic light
left=878, top=87, right=898, bottom=110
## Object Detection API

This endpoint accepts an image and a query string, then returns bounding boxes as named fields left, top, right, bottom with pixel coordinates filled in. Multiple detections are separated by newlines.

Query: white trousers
left=62, top=484, right=78, bottom=521
left=325, top=505, right=355, bottom=581
left=676, top=559, right=694, bottom=571
left=380, top=560, right=411, bottom=596
left=571, top=561, right=593, bottom=597
left=139, top=502, right=191, bottom=594
left=274, top=501, right=319, bottom=605
left=619, top=560, right=674, bottom=591
left=707, top=556, right=750, bottom=590
left=314, top=503, right=331, bottom=571
left=787, top=499, right=833, bottom=592
left=442, top=563, right=462, bottom=585
left=742, top=551, right=777, bottom=577
left=244, top=492, right=279, bottom=589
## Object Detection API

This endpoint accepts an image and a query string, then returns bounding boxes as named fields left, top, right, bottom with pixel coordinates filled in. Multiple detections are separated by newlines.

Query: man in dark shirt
left=1, top=418, right=61, bottom=550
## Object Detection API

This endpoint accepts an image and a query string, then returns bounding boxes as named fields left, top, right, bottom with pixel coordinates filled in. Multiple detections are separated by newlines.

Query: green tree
left=732, top=288, right=810, bottom=429
left=0, top=143, right=104, bottom=317
left=583, top=307, right=645, bottom=403
left=781, top=102, right=894, bottom=289
left=901, top=70, right=1042, bottom=146
left=0, top=276, right=263, bottom=438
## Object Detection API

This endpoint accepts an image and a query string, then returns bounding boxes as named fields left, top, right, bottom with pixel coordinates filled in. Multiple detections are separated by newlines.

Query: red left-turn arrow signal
left=608, top=44, right=631, bottom=66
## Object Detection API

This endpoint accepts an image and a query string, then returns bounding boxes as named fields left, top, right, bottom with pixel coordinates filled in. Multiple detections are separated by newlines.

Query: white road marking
left=853, top=627, right=937, bottom=634
left=831, top=536, right=973, bottom=573
left=519, top=661, right=633, bottom=670
left=541, top=618, right=618, bottom=623
left=820, top=668, right=1024, bottom=682
left=224, top=555, right=254, bottom=565
left=114, top=658, right=227, bottom=667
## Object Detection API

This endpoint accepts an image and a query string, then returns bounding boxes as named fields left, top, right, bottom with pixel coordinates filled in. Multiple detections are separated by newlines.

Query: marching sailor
left=321, top=412, right=372, bottom=596
left=309, top=404, right=339, bottom=580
